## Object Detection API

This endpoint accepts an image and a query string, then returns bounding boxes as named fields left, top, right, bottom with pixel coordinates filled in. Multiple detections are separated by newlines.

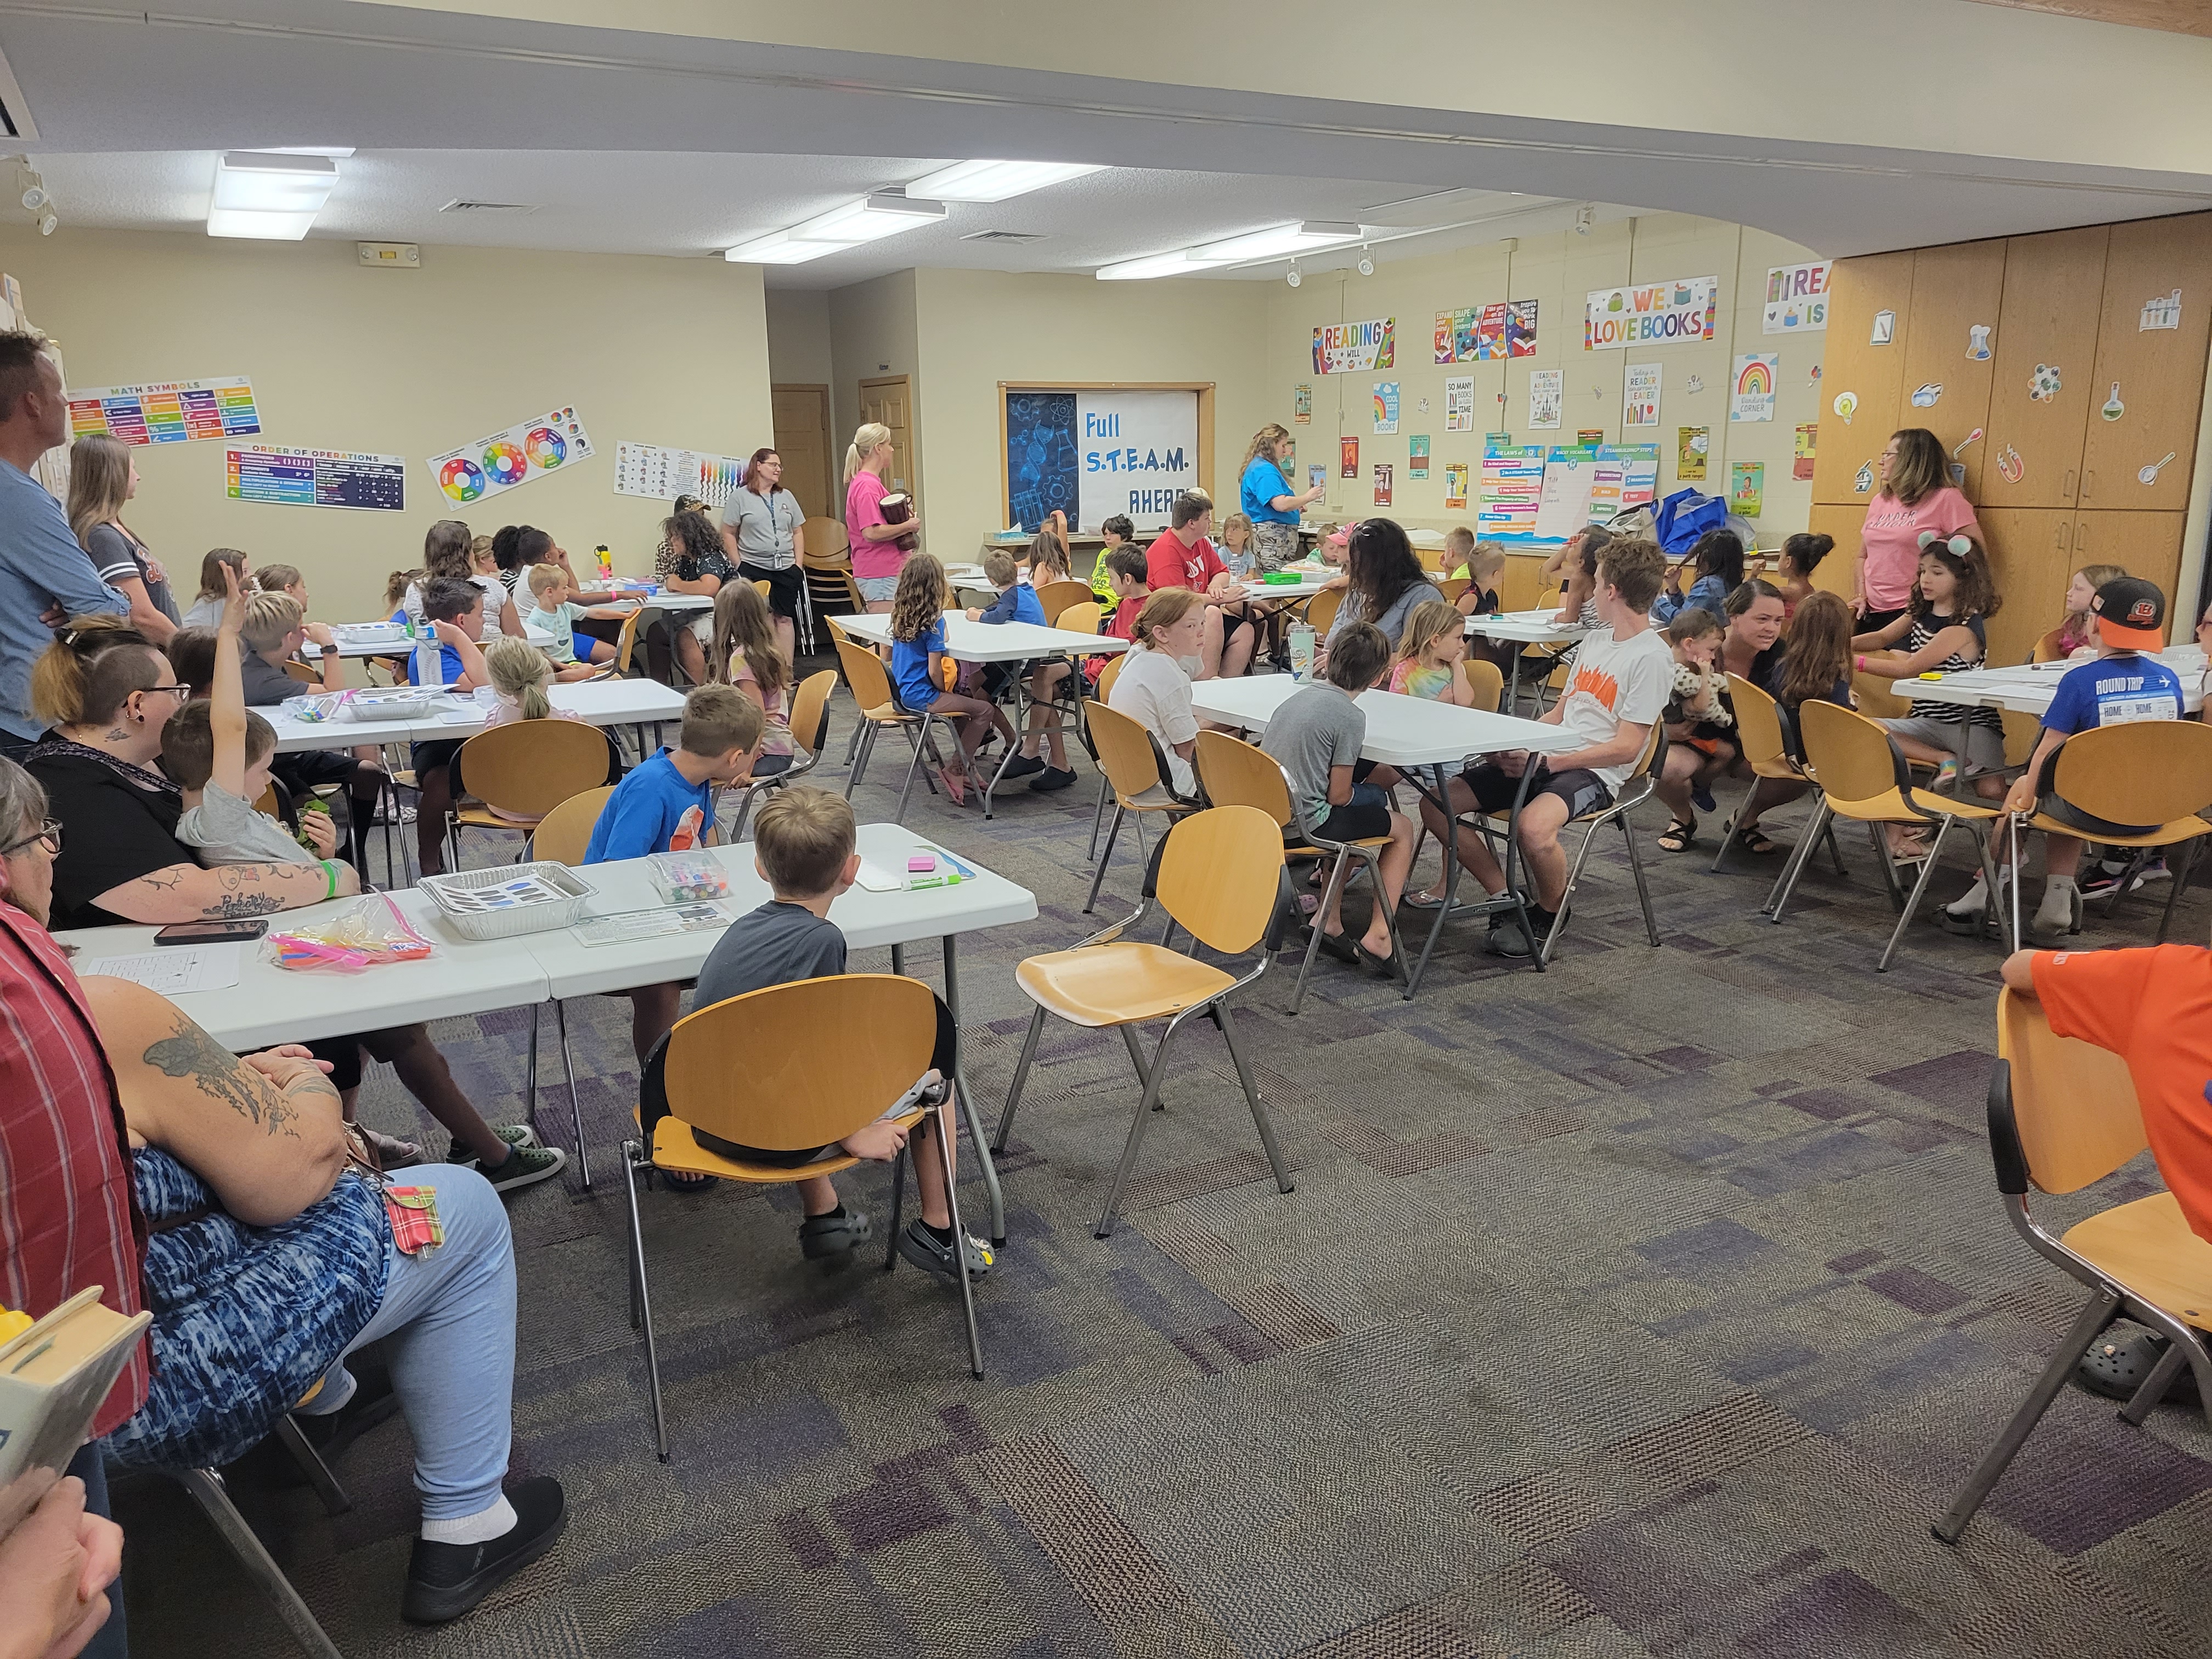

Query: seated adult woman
left=656, top=509, right=738, bottom=685
left=1321, top=518, right=1443, bottom=668
left=1650, top=578, right=1787, bottom=851
left=20, top=618, right=561, bottom=1190
left=0, top=756, right=564, bottom=1628
left=1105, top=586, right=1205, bottom=800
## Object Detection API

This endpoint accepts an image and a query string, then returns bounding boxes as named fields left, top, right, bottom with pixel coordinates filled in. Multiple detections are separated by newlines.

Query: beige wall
left=1266, top=213, right=1827, bottom=546
left=0, top=228, right=771, bottom=620
left=765, top=287, right=832, bottom=388
left=826, top=268, right=920, bottom=496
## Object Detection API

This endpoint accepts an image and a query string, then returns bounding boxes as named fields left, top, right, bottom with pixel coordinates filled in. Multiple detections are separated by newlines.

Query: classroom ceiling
left=1, top=0, right=2209, bottom=284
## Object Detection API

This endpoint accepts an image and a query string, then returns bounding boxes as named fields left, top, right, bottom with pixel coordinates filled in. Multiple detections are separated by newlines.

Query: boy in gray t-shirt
left=1261, top=623, right=1417, bottom=974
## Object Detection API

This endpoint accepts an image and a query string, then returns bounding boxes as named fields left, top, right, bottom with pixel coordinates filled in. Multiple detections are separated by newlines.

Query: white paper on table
left=80, top=944, right=243, bottom=996
left=855, top=860, right=907, bottom=893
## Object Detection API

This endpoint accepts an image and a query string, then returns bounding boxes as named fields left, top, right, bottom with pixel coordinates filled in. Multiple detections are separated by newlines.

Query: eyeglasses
left=139, top=683, right=192, bottom=701
left=1, top=819, right=60, bottom=858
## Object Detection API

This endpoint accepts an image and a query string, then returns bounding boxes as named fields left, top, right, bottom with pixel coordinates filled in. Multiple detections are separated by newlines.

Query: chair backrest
left=1726, top=673, right=1791, bottom=770
left=753, top=579, right=771, bottom=599
left=1437, top=577, right=1470, bottom=605
left=1194, top=730, right=1294, bottom=830
left=1035, top=579, right=1093, bottom=625
left=1418, top=547, right=1446, bottom=572
left=1096, top=652, right=1126, bottom=700
left=1996, top=986, right=2146, bottom=1194
left=1155, top=805, right=1288, bottom=954
left=1055, top=601, right=1103, bottom=637
left=834, top=636, right=899, bottom=715
left=457, top=718, right=615, bottom=817
left=1460, top=658, right=1503, bottom=713
left=666, top=974, right=938, bottom=1152
left=1085, top=698, right=1175, bottom=802
left=801, top=516, right=849, bottom=562
left=824, top=616, right=850, bottom=645
left=1796, top=698, right=1913, bottom=803
left=787, top=669, right=836, bottom=758
left=2050, top=718, right=2212, bottom=828
left=1304, top=588, right=1342, bottom=636
left=533, top=784, right=616, bottom=865
left=2030, top=628, right=2068, bottom=664
left=611, top=607, right=643, bottom=676
left=284, top=659, right=319, bottom=685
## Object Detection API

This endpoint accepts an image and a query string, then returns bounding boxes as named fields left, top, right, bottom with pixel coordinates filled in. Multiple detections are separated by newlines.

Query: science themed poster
left=429, top=404, right=595, bottom=505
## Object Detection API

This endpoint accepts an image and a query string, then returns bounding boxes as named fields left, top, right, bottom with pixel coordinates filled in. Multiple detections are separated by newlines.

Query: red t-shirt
left=1145, top=528, right=1225, bottom=596
left=1086, top=592, right=1146, bottom=684
left=2032, top=944, right=2212, bottom=1244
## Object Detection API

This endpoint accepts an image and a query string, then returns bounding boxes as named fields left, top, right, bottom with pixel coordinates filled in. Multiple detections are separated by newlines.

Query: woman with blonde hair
left=844, top=422, right=918, bottom=613
left=68, top=432, right=177, bottom=642
left=708, top=579, right=795, bottom=776
left=1238, top=422, right=1323, bottom=574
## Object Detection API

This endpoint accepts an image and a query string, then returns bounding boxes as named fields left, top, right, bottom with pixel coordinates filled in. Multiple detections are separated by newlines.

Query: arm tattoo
left=142, top=1013, right=302, bottom=1137
left=204, top=893, right=284, bottom=918
left=136, top=869, right=184, bottom=893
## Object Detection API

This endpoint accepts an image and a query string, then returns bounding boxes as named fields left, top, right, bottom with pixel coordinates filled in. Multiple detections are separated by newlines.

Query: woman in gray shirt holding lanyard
left=720, top=447, right=805, bottom=661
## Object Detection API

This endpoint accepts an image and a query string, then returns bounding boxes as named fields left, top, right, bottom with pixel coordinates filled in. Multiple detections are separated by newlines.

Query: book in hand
left=0, top=1289, right=151, bottom=1537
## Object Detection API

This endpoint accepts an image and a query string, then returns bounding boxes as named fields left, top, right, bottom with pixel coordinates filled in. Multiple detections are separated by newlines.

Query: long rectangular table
left=266, top=678, right=689, bottom=753
left=1187, top=677, right=1585, bottom=992
left=1465, top=609, right=1589, bottom=713
left=1889, top=657, right=2209, bottom=722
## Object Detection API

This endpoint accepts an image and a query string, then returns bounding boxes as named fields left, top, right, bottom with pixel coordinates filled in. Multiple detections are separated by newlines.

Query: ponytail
left=484, top=635, right=552, bottom=720
left=31, top=617, right=160, bottom=727
left=843, top=422, right=892, bottom=489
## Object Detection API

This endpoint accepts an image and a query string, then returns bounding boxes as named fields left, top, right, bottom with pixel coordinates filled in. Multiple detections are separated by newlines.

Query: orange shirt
left=2032, top=945, right=2212, bottom=1245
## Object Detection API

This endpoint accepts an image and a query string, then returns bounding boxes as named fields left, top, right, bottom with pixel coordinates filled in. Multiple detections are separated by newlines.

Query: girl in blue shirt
left=1237, top=423, right=1324, bottom=573
left=888, top=554, right=1024, bottom=804
left=1652, top=529, right=1746, bottom=625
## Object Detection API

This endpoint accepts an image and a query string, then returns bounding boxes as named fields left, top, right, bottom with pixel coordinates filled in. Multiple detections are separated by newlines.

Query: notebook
left=0, top=1289, right=152, bottom=1536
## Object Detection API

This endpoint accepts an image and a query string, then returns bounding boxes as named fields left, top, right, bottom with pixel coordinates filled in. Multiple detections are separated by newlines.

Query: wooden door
left=1977, top=506, right=2077, bottom=671
left=770, top=385, right=832, bottom=519
left=1898, top=239, right=2006, bottom=498
left=2081, top=213, right=2212, bottom=513
left=1811, top=251, right=1918, bottom=505
left=2070, top=509, right=2188, bottom=625
left=1980, top=225, right=2107, bottom=511
left=860, top=375, right=918, bottom=505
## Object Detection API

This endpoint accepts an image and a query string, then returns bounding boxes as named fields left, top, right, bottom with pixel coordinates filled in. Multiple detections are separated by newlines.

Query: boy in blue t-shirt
left=1944, top=576, right=2186, bottom=941
left=963, top=549, right=1068, bottom=787
left=584, top=684, right=765, bottom=1064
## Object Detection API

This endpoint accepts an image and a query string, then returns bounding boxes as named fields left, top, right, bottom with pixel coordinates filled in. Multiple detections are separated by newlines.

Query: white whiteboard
left=1079, top=391, right=1200, bottom=532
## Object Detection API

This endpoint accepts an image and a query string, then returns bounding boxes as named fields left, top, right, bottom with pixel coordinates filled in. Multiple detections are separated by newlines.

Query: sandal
left=1657, top=817, right=1697, bottom=853
left=662, top=1170, right=714, bottom=1192
left=937, top=765, right=969, bottom=805
left=1732, top=821, right=1782, bottom=856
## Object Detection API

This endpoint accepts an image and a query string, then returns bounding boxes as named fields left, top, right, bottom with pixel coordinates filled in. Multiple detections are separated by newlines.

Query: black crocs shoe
left=2076, top=1331, right=2199, bottom=1404
left=401, top=1476, right=567, bottom=1626
left=798, top=1207, right=872, bottom=1260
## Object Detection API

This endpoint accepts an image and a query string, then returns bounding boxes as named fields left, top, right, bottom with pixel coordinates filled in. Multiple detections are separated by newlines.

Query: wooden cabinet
left=1811, top=252, right=1917, bottom=505
left=1975, top=506, right=2186, bottom=669
left=2070, top=509, right=2187, bottom=606
left=1899, top=239, right=2006, bottom=497
left=2080, top=214, right=2212, bottom=513
left=1980, top=225, right=2108, bottom=510
left=1804, top=501, right=1864, bottom=600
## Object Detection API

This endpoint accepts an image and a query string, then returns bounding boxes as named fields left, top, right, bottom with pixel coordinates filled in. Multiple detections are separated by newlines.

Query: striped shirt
left=0, top=903, right=150, bottom=1437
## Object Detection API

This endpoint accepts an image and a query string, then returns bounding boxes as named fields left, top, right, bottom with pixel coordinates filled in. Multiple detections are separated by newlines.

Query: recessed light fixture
left=905, top=160, right=1102, bottom=202
left=725, top=191, right=946, bottom=265
left=1097, top=222, right=1364, bottom=281
left=207, top=151, right=338, bottom=239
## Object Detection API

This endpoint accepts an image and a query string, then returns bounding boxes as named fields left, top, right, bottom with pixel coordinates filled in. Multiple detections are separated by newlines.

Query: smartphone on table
left=153, top=919, right=269, bottom=946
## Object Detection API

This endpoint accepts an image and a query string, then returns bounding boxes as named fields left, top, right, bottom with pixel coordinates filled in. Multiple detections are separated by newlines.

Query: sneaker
left=2078, top=867, right=2126, bottom=900
left=998, top=753, right=1046, bottom=781
left=798, top=1206, right=872, bottom=1260
left=401, top=1476, right=567, bottom=1626
left=1931, top=756, right=1961, bottom=792
left=2130, top=858, right=2171, bottom=890
left=896, top=1218, right=995, bottom=1283
left=1690, top=783, right=1716, bottom=813
left=447, top=1124, right=540, bottom=1166
left=1487, top=911, right=1541, bottom=958
left=477, top=1142, right=567, bottom=1195
left=1028, top=765, right=1079, bottom=792
left=370, top=801, right=419, bottom=826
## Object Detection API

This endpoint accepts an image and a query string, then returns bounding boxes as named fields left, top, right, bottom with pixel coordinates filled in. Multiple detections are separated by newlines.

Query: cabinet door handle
left=2057, top=520, right=2071, bottom=555
left=2074, top=518, right=2089, bottom=556
left=2083, top=470, right=2096, bottom=500
left=2062, top=469, right=2076, bottom=502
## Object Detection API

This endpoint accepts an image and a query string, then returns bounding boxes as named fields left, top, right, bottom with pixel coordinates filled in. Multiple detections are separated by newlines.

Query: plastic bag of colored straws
left=267, top=893, right=436, bottom=973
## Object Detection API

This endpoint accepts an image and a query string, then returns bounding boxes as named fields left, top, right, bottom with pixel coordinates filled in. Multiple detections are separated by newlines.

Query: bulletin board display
left=1000, top=382, right=1214, bottom=534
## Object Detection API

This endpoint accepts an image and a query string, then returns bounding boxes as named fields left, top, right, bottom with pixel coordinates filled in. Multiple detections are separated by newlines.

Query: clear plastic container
left=646, top=851, right=731, bottom=903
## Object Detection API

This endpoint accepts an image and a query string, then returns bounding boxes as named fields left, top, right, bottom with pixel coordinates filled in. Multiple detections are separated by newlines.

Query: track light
left=19, top=179, right=44, bottom=212
left=1357, top=248, right=1375, bottom=277
left=1286, top=263, right=1302, bottom=289
left=37, top=210, right=55, bottom=236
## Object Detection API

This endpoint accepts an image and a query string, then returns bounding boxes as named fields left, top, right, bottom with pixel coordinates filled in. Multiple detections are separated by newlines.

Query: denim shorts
left=855, top=575, right=900, bottom=603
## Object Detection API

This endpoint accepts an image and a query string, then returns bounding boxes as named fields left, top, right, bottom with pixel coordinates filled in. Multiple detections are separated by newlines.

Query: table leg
left=1507, top=650, right=1522, bottom=716
left=942, top=934, right=1008, bottom=1245
left=1403, top=762, right=1462, bottom=998
left=1500, top=761, right=1544, bottom=974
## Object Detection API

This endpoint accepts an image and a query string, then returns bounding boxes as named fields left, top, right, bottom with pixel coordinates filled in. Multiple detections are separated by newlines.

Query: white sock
left=1945, top=873, right=1989, bottom=916
left=421, top=1494, right=516, bottom=1547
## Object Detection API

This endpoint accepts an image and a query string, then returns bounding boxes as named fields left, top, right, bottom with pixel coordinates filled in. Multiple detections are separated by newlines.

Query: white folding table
left=303, top=622, right=567, bottom=661
left=264, top=678, right=690, bottom=754
left=1188, top=677, right=1587, bottom=992
left=1889, top=658, right=2208, bottom=725
left=1465, top=609, right=1590, bottom=713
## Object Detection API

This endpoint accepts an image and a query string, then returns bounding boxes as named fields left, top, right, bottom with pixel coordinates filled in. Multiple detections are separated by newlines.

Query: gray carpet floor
left=112, top=673, right=2212, bottom=1658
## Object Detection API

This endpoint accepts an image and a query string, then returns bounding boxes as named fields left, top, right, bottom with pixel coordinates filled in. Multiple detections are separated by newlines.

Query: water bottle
left=595, top=544, right=613, bottom=584
left=410, top=636, right=445, bottom=690
left=1287, top=622, right=1316, bottom=682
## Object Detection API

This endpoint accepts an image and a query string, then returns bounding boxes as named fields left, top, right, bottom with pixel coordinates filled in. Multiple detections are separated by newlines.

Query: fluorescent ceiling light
left=906, top=160, right=1103, bottom=202
left=725, top=191, right=945, bottom=264
left=208, top=151, right=337, bottom=240
left=1193, top=221, right=1363, bottom=262
left=1096, top=250, right=1214, bottom=281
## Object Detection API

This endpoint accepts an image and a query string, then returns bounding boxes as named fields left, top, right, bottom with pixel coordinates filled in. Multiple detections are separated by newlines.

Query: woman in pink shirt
left=1854, top=427, right=1979, bottom=631
left=844, top=422, right=920, bottom=614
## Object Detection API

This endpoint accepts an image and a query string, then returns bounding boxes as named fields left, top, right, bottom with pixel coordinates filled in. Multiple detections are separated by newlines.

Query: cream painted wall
left=1267, top=213, right=1827, bottom=546
left=765, top=287, right=832, bottom=388
left=826, top=269, right=920, bottom=496
left=0, top=229, right=771, bottom=620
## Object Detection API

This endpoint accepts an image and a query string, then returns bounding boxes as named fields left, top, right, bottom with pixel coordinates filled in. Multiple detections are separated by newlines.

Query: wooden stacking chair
left=833, top=636, right=941, bottom=821
left=1303, top=588, right=1342, bottom=637
left=1936, top=990, right=2212, bottom=1543
left=1711, top=675, right=1846, bottom=877
left=1034, top=579, right=1095, bottom=627
left=1459, top=658, right=1503, bottom=714
left=448, top=718, right=615, bottom=864
left=1082, top=699, right=1199, bottom=913
left=624, top=975, right=979, bottom=1459
left=1053, top=600, right=1102, bottom=636
left=723, top=669, right=838, bottom=842
left=994, top=805, right=1295, bottom=1238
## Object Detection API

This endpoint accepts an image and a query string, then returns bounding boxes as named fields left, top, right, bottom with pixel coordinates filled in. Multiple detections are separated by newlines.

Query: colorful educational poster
left=1793, top=422, right=1818, bottom=480
left=1444, top=375, right=1475, bottom=432
left=1528, top=369, right=1564, bottom=429
left=430, top=404, right=594, bottom=505
left=1435, top=301, right=1538, bottom=362
left=1444, top=462, right=1469, bottom=510
left=613, top=441, right=749, bottom=506
left=1373, top=464, right=1393, bottom=507
left=1294, top=383, right=1312, bottom=424
left=225, top=445, right=405, bottom=512
left=1599, top=444, right=1660, bottom=512
left=1762, top=261, right=1831, bottom=334
left=1578, top=430, right=1606, bottom=449
left=1623, top=362, right=1662, bottom=428
left=1677, top=426, right=1709, bottom=481
left=67, top=376, right=260, bottom=445
left=1372, top=381, right=1400, bottom=435
left=1408, top=434, right=1430, bottom=477
left=1729, top=460, right=1765, bottom=517
left=1585, top=276, right=1719, bottom=351
left=1282, top=439, right=1294, bottom=473
left=1339, top=437, right=1359, bottom=477
left=1314, top=317, right=1394, bottom=375
left=1534, top=448, right=1599, bottom=541
left=1476, top=441, right=1545, bottom=540
left=1730, top=354, right=1780, bottom=423
left=1501, top=300, right=1539, bottom=357
left=1307, top=462, right=1327, bottom=493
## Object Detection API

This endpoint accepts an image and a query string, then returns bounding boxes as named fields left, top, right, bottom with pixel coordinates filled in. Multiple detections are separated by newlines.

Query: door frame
left=996, top=380, right=1216, bottom=531
left=770, top=381, right=833, bottom=521
left=859, top=374, right=920, bottom=510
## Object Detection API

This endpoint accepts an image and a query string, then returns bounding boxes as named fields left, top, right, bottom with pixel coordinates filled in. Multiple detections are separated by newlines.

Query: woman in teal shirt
left=1237, top=423, right=1323, bottom=573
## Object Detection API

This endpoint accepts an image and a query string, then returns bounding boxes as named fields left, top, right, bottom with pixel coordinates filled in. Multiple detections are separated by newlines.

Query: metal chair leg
left=992, top=1006, right=1048, bottom=1151
left=2119, top=1338, right=2192, bottom=1427
left=554, top=997, right=591, bottom=1190
left=1622, top=811, right=1661, bottom=946
left=929, top=1100, right=986, bottom=1380
left=2157, top=835, right=2200, bottom=944
left=1711, top=776, right=1763, bottom=873
left=1870, top=821, right=1908, bottom=910
left=1216, top=1000, right=1294, bottom=1195
left=882, top=1142, right=909, bottom=1271
left=1290, top=850, right=1352, bottom=1012
left=949, top=1073, right=1008, bottom=1246
left=1539, top=823, right=1602, bottom=967
left=1877, top=818, right=1952, bottom=972
left=175, top=1468, right=343, bottom=1659
left=894, top=720, right=931, bottom=823
left=1934, top=1285, right=2120, bottom=1544
left=1765, top=799, right=1829, bottom=919
left=1095, top=1015, right=1184, bottom=1238
left=525, top=1002, right=540, bottom=1131
left=1119, top=1023, right=1164, bottom=1111
left=620, top=1139, right=670, bottom=1462
left=271, top=1414, right=351, bottom=1516
left=845, top=721, right=874, bottom=798
left=1085, top=802, right=1127, bottom=913
left=1085, top=771, right=1112, bottom=861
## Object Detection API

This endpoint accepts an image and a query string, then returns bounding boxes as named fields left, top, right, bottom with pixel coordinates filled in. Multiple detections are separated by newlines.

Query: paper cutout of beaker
left=2101, top=383, right=2125, bottom=422
left=1966, top=325, right=1992, bottom=360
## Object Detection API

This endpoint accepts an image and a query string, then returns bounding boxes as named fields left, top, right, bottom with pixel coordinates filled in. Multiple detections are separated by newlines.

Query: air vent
left=439, top=200, right=538, bottom=215
left=960, top=229, right=1045, bottom=243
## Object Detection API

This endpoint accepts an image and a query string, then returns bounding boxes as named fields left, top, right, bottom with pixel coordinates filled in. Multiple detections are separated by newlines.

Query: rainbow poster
left=67, top=376, right=260, bottom=445
left=1730, top=354, right=1779, bottom=424
left=427, top=403, right=595, bottom=505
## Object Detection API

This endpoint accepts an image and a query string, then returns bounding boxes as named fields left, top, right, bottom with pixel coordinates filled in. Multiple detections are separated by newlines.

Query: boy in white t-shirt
left=1412, top=537, right=1672, bottom=956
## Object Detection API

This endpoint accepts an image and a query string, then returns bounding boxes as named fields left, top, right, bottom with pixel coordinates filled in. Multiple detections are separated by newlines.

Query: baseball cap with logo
left=2091, top=576, right=2167, bottom=648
